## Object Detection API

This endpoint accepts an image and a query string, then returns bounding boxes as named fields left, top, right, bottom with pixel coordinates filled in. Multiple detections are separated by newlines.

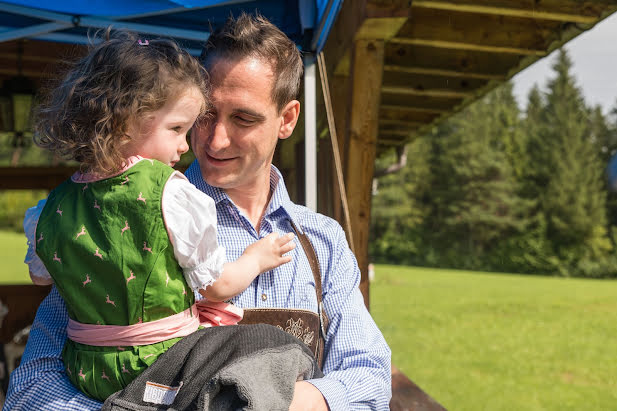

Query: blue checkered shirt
left=6, top=162, right=391, bottom=410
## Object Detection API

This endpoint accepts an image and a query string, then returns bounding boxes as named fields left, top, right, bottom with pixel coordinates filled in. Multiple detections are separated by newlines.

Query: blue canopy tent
left=0, top=0, right=344, bottom=210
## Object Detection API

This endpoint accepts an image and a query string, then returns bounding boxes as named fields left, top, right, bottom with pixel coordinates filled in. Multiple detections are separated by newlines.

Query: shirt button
left=261, top=293, right=267, bottom=301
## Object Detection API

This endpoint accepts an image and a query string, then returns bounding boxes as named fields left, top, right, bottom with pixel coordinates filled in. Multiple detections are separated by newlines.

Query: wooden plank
left=366, top=0, right=412, bottom=18
left=382, top=70, right=490, bottom=91
left=384, top=64, right=506, bottom=81
left=380, top=130, right=413, bottom=137
left=321, top=0, right=368, bottom=76
left=390, top=365, right=447, bottom=411
left=380, top=119, right=424, bottom=127
left=356, top=17, right=408, bottom=40
left=0, top=166, right=77, bottom=190
left=398, top=7, right=557, bottom=55
left=380, top=107, right=442, bottom=123
left=344, top=39, right=385, bottom=309
left=411, top=0, right=607, bottom=23
left=381, top=94, right=461, bottom=112
left=382, top=104, right=447, bottom=114
left=382, top=85, right=472, bottom=99
left=389, top=38, right=546, bottom=56
left=385, top=43, right=522, bottom=77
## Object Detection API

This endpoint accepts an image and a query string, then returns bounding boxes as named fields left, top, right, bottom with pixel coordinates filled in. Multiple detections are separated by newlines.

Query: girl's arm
left=200, top=232, right=295, bottom=301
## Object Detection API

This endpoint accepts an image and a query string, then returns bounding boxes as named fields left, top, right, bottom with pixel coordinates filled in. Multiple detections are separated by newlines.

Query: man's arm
left=5, top=287, right=102, bottom=410
left=303, top=221, right=392, bottom=410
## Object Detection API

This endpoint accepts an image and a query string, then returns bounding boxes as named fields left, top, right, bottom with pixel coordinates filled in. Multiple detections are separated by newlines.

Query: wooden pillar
left=345, top=39, right=384, bottom=309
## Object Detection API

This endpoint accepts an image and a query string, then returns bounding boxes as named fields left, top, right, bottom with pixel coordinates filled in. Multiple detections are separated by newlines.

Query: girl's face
left=124, top=86, right=204, bottom=167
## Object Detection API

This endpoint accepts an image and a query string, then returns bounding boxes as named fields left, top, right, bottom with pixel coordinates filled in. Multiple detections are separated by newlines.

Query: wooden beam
left=396, top=7, right=558, bottom=56
left=380, top=130, right=413, bottom=137
left=380, top=107, right=441, bottom=123
left=0, top=166, right=76, bottom=190
left=385, top=43, right=522, bottom=78
left=411, top=0, right=602, bottom=24
left=0, top=68, right=50, bottom=78
left=381, top=92, right=464, bottom=111
left=0, top=52, right=61, bottom=64
left=355, top=17, right=408, bottom=40
left=345, top=39, right=385, bottom=309
left=380, top=119, right=424, bottom=127
left=390, top=365, right=447, bottom=411
left=322, top=0, right=368, bottom=76
left=384, top=65, right=506, bottom=81
left=377, top=138, right=407, bottom=146
left=382, top=85, right=472, bottom=99
left=389, top=38, right=546, bottom=56
left=383, top=69, right=490, bottom=88
left=381, top=104, right=447, bottom=115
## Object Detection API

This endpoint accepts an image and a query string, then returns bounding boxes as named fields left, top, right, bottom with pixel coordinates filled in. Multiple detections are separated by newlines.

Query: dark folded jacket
left=102, top=324, right=322, bottom=411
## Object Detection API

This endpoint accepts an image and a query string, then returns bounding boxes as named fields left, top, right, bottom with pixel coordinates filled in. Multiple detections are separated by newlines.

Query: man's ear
left=278, top=100, right=300, bottom=140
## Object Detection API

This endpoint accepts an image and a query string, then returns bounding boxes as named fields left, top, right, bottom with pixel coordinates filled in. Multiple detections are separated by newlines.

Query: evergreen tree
left=538, top=49, right=612, bottom=274
left=427, top=83, right=530, bottom=267
left=370, top=138, right=431, bottom=264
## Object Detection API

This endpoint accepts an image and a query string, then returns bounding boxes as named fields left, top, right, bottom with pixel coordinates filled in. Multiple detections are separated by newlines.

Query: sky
left=511, top=11, right=617, bottom=114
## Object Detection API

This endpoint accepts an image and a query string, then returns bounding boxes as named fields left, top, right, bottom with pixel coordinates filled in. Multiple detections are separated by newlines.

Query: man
left=6, top=14, right=391, bottom=410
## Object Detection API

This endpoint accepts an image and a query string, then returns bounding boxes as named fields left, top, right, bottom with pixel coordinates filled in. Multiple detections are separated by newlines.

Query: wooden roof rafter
left=411, top=0, right=607, bottom=24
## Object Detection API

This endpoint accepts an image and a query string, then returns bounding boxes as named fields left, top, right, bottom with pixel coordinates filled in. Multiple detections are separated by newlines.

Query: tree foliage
left=370, top=49, right=617, bottom=277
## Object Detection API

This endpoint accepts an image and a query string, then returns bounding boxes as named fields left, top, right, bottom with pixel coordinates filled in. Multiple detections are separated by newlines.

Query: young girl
left=23, top=31, right=296, bottom=401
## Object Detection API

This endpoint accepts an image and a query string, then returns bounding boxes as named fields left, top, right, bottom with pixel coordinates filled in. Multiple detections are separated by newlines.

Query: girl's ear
left=278, top=100, right=300, bottom=140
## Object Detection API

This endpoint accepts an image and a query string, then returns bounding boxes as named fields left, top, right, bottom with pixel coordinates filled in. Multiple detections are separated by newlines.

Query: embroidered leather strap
left=240, top=221, right=330, bottom=368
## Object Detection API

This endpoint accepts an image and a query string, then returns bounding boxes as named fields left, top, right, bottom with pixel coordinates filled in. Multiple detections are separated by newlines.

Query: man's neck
left=225, top=172, right=272, bottom=232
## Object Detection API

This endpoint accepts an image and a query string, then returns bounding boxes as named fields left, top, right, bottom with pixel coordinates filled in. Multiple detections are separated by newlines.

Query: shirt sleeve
left=304, top=223, right=392, bottom=410
left=162, top=172, right=227, bottom=292
left=23, top=199, right=53, bottom=285
left=4, top=287, right=102, bottom=410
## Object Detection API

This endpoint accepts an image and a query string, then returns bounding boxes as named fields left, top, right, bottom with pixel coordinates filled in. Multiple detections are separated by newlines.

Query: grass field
left=371, top=265, right=617, bottom=411
left=0, top=229, right=30, bottom=284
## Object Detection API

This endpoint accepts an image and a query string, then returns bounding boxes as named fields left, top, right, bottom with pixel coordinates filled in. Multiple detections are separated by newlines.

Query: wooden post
left=345, top=39, right=384, bottom=309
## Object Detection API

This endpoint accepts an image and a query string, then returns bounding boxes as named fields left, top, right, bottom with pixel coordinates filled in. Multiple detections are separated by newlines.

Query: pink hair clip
left=138, top=39, right=149, bottom=46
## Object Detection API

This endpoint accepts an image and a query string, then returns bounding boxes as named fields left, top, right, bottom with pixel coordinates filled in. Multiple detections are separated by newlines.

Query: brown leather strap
left=289, top=220, right=322, bottom=302
left=288, top=220, right=329, bottom=341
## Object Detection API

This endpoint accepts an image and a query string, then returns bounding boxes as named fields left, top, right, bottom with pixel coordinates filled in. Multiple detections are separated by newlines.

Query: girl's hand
left=244, top=232, right=295, bottom=273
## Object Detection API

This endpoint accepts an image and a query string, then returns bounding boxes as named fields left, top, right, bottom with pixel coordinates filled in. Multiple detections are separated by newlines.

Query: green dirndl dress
left=35, top=160, right=194, bottom=400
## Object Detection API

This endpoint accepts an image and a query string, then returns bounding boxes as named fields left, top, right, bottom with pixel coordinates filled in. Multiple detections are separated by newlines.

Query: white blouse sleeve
left=24, top=199, right=53, bottom=285
left=162, top=172, right=226, bottom=292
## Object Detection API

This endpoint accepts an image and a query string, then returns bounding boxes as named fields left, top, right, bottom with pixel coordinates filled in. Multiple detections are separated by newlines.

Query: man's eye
left=171, top=126, right=183, bottom=132
left=235, top=116, right=255, bottom=125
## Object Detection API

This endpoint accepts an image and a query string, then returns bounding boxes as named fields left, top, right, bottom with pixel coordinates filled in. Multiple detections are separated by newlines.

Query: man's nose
left=207, top=121, right=231, bottom=151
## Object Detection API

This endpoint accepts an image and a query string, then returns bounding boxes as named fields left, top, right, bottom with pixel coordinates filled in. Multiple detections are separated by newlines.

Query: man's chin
left=202, top=171, right=236, bottom=189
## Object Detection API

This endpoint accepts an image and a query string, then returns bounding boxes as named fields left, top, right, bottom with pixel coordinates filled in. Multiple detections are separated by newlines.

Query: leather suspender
left=288, top=220, right=329, bottom=343
left=239, top=220, right=329, bottom=368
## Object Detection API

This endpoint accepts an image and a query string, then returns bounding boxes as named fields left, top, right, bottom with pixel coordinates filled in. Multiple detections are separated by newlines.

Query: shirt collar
left=185, top=160, right=303, bottom=231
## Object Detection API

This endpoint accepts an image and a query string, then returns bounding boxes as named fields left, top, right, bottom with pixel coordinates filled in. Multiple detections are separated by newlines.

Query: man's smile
left=205, top=151, right=237, bottom=165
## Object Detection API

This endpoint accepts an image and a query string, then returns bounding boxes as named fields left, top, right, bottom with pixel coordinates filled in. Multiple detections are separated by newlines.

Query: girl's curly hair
left=35, top=29, right=209, bottom=174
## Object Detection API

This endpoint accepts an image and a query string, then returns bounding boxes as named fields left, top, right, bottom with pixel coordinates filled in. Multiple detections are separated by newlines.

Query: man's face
left=192, top=56, right=295, bottom=192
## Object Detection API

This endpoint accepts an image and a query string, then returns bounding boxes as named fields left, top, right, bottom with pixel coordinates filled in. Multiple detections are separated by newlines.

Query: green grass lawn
left=0, top=229, right=30, bottom=284
left=371, top=265, right=617, bottom=411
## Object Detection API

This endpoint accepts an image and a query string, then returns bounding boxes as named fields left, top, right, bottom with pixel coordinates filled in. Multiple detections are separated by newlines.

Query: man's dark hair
left=201, top=13, right=303, bottom=112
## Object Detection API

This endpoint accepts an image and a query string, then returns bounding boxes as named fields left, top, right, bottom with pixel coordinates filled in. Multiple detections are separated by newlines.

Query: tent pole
left=304, top=54, right=317, bottom=212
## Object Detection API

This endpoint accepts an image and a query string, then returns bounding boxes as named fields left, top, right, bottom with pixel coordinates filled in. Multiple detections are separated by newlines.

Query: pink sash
left=67, top=301, right=244, bottom=346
